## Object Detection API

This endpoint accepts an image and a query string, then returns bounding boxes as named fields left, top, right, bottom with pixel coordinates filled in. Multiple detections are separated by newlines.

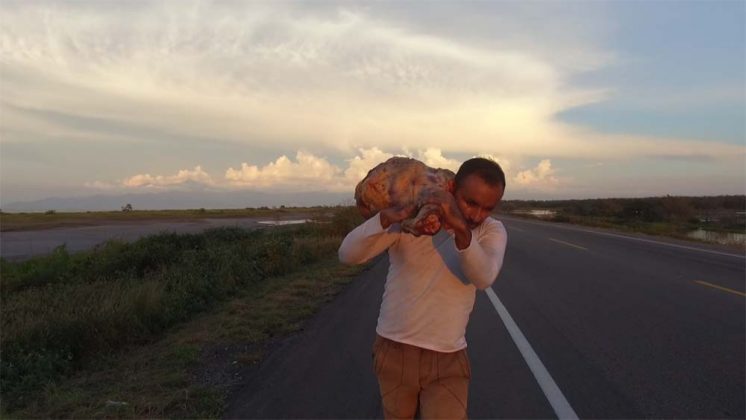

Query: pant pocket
left=372, top=335, right=383, bottom=361
left=375, top=339, right=403, bottom=397
left=373, top=336, right=388, bottom=375
left=439, top=349, right=471, bottom=380
left=457, top=350, right=472, bottom=379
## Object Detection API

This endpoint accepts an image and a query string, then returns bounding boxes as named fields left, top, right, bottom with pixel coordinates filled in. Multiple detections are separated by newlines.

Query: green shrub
left=1, top=245, right=73, bottom=296
left=332, top=206, right=364, bottom=235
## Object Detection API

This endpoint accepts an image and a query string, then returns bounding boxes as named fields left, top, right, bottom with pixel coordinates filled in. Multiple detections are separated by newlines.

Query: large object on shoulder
left=354, top=157, right=455, bottom=236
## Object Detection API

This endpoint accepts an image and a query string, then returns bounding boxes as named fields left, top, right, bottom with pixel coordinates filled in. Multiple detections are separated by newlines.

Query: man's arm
left=337, top=206, right=415, bottom=265
left=455, top=220, right=507, bottom=290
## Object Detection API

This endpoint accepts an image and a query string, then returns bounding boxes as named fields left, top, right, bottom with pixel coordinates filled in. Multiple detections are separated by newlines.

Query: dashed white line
left=694, top=280, right=746, bottom=297
left=549, top=238, right=588, bottom=251
left=485, top=287, right=579, bottom=420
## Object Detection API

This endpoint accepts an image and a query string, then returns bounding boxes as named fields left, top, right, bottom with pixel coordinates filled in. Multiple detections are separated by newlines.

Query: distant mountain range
left=1, top=189, right=353, bottom=212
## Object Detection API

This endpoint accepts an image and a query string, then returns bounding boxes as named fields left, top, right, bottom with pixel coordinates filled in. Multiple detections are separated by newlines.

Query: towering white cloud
left=416, top=148, right=461, bottom=173
left=343, top=147, right=396, bottom=184
left=225, top=151, right=342, bottom=189
left=513, top=159, right=559, bottom=189
left=86, top=148, right=528, bottom=192
left=123, top=166, right=215, bottom=188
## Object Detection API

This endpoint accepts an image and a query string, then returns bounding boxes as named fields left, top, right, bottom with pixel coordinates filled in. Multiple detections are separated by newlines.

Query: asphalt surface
left=224, top=215, right=745, bottom=419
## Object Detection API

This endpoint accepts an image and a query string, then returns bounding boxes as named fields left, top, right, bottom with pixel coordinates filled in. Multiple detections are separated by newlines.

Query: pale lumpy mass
left=354, top=157, right=455, bottom=236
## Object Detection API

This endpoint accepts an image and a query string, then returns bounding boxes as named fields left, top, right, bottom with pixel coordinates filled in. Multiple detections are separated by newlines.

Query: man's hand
left=423, top=190, right=472, bottom=249
left=423, top=190, right=466, bottom=231
left=380, top=204, right=417, bottom=229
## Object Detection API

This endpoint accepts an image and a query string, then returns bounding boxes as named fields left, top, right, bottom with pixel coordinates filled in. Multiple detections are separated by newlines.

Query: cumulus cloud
left=225, top=151, right=342, bottom=189
left=416, top=148, right=461, bottom=173
left=343, top=147, right=396, bottom=184
left=86, top=147, right=522, bottom=193
left=122, top=166, right=215, bottom=189
left=513, top=159, right=559, bottom=189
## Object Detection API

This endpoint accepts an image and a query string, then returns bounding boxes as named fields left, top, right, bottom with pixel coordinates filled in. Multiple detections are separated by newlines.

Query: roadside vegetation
left=502, top=195, right=745, bottom=247
left=0, top=206, right=364, bottom=417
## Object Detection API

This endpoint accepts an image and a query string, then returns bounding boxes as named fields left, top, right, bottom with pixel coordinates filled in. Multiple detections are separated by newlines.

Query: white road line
left=549, top=238, right=588, bottom=251
left=485, top=287, right=578, bottom=420
left=693, top=280, right=746, bottom=298
left=504, top=217, right=745, bottom=259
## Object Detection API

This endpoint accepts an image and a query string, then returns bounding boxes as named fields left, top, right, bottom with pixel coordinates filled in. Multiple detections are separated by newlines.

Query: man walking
left=338, top=157, right=508, bottom=419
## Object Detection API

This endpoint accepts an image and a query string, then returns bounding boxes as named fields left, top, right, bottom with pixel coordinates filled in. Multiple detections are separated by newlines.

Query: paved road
left=224, top=215, right=745, bottom=419
left=0, top=218, right=297, bottom=261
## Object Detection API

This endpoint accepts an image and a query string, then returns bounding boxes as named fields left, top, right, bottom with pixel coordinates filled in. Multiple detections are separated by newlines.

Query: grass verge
left=5, top=257, right=364, bottom=418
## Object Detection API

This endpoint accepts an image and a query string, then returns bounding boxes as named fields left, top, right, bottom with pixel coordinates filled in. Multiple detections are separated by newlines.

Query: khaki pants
left=372, top=334, right=471, bottom=419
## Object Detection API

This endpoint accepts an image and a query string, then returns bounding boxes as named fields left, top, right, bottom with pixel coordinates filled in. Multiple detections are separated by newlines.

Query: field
left=0, top=206, right=331, bottom=232
left=0, top=206, right=363, bottom=417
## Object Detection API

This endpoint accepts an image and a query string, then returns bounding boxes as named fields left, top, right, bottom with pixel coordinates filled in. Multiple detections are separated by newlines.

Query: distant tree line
left=502, top=195, right=745, bottom=229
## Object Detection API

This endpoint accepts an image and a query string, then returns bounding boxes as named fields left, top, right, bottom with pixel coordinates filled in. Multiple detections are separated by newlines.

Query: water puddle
left=686, top=228, right=746, bottom=246
left=513, top=209, right=556, bottom=218
left=257, top=219, right=311, bottom=226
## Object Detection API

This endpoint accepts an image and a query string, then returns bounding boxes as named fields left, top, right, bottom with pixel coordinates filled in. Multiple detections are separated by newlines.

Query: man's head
left=448, top=157, right=506, bottom=230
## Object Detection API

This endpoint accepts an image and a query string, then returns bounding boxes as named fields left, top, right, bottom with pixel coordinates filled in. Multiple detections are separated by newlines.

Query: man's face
left=452, top=174, right=504, bottom=230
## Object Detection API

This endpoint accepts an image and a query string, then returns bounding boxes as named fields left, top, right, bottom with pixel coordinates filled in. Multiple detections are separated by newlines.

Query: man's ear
left=447, top=179, right=455, bottom=194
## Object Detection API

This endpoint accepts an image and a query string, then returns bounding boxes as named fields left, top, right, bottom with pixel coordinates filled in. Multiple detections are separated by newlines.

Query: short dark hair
left=455, top=157, right=506, bottom=189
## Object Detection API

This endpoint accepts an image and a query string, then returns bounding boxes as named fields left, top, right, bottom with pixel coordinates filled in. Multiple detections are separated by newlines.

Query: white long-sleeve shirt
left=338, top=212, right=508, bottom=353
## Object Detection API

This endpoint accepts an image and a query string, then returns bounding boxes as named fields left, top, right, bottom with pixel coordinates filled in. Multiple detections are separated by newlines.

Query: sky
left=1, top=0, right=744, bottom=207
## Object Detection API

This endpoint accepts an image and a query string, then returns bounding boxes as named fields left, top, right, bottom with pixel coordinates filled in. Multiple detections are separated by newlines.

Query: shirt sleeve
left=456, top=219, right=508, bottom=290
left=338, top=212, right=401, bottom=265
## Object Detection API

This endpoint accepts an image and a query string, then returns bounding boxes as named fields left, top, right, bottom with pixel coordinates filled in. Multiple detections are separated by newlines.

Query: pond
left=513, top=209, right=556, bottom=218
left=686, top=228, right=746, bottom=246
left=257, top=219, right=311, bottom=226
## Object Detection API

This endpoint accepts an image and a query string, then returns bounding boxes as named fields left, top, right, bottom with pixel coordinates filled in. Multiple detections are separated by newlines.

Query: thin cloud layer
left=2, top=1, right=740, bottom=161
left=1, top=1, right=744, bottom=204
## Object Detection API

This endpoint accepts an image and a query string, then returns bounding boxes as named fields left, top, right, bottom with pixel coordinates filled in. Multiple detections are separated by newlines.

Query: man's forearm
left=453, top=225, right=472, bottom=250
left=338, top=212, right=399, bottom=264
left=456, top=222, right=507, bottom=290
